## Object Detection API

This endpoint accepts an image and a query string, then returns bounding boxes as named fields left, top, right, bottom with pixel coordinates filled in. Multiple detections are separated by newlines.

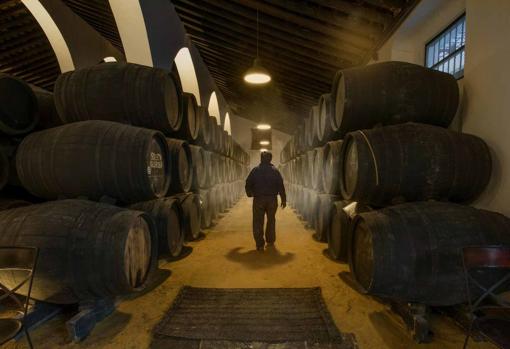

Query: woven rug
left=152, top=287, right=357, bottom=348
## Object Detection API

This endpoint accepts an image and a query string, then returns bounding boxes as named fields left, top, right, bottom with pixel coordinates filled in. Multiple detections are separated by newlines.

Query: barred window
left=426, top=14, right=466, bottom=79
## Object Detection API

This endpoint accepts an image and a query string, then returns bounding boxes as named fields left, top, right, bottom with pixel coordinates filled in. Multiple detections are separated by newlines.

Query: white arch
left=207, top=91, right=221, bottom=125
left=109, top=0, right=153, bottom=66
left=21, top=0, right=74, bottom=72
left=174, top=47, right=201, bottom=106
left=224, top=112, right=232, bottom=135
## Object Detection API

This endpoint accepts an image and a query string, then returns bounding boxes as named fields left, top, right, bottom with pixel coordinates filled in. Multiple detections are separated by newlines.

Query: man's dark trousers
left=252, top=196, right=278, bottom=249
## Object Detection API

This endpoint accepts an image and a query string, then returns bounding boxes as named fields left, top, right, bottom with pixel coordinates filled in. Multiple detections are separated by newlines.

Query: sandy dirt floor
left=6, top=198, right=495, bottom=349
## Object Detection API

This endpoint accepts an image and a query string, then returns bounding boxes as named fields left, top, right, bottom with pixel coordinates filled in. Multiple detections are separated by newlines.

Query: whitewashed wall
left=372, top=0, right=510, bottom=216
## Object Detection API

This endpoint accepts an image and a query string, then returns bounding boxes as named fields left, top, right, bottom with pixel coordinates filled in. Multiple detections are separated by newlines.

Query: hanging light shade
left=256, top=124, right=271, bottom=130
left=244, top=58, right=271, bottom=84
left=243, top=9, right=271, bottom=85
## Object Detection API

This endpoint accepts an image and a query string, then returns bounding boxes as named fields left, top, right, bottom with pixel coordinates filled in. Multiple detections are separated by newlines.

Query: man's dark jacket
left=245, top=163, right=286, bottom=202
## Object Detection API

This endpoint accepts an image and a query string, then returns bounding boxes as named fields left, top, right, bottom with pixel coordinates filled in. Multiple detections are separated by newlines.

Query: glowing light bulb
left=243, top=58, right=271, bottom=85
left=259, top=140, right=270, bottom=145
left=257, top=124, right=271, bottom=130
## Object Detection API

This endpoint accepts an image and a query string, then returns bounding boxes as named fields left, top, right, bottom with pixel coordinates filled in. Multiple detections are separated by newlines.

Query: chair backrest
left=0, top=246, right=38, bottom=316
left=0, top=247, right=38, bottom=271
left=463, top=246, right=510, bottom=270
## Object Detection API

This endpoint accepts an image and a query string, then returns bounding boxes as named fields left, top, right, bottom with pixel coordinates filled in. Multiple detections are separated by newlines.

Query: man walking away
left=245, top=151, right=286, bottom=251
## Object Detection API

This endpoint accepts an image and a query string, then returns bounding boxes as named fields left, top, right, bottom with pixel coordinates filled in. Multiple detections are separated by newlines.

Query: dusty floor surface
left=7, top=198, right=495, bottom=349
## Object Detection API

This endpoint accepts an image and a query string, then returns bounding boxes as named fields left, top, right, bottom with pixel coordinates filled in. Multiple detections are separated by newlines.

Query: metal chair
left=462, top=246, right=510, bottom=349
left=0, top=246, right=38, bottom=349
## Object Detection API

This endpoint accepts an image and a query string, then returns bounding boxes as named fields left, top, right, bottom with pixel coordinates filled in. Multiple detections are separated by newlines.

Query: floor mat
left=153, top=287, right=357, bottom=348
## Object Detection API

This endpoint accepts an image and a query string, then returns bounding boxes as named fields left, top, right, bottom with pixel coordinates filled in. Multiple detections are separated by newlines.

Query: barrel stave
left=0, top=200, right=157, bottom=304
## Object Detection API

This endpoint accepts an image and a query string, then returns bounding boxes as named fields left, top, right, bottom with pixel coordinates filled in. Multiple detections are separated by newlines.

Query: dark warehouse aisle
left=5, top=198, right=494, bottom=349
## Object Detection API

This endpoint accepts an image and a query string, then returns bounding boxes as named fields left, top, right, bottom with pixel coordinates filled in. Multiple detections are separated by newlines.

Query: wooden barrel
left=328, top=201, right=369, bottom=262
left=208, top=117, right=219, bottom=152
left=314, top=194, right=341, bottom=242
left=189, top=145, right=207, bottom=190
left=54, top=62, right=182, bottom=134
left=211, top=153, right=221, bottom=186
left=293, top=161, right=299, bottom=186
left=17, top=121, right=170, bottom=204
left=329, top=70, right=343, bottom=133
left=304, top=116, right=313, bottom=150
left=0, top=200, right=158, bottom=304
left=322, top=140, right=343, bottom=195
left=221, top=156, right=228, bottom=183
left=214, top=123, right=223, bottom=154
left=209, top=185, right=220, bottom=218
left=30, top=85, right=62, bottom=130
left=317, top=93, right=336, bottom=144
left=176, top=192, right=202, bottom=241
left=199, top=189, right=212, bottom=228
left=0, top=198, right=31, bottom=211
left=197, top=106, right=212, bottom=147
left=130, top=197, right=183, bottom=258
left=176, top=93, right=200, bottom=141
left=340, top=123, right=491, bottom=206
left=333, top=61, right=459, bottom=137
left=0, top=148, right=8, bottom=191
left=304, top=150, right=315, bottom=188
left=301, top=188, right=312, bottom=222
left=309, top=190, right=320, bottom=228
left=167, top=138, right=193, bottom=194
left=203, top=151, right=216, bottom=187
left=294, top=126, right=304, bottom=155
left=215, top=155, right=224, bottom=184
left=280, top=141, right=290, bottom=164
left=0, top=74, right=38, bottom=135
left=215, top=184, right=225, bottom=213
left=350, top=202, right=510, bottom=306
left=226, top=135, right=234, bottom=158
left=294, top=185, right=304, bottom=212
left=311, top=105, right=321, bottom=147
left=312, top=147, right=324, bottom=192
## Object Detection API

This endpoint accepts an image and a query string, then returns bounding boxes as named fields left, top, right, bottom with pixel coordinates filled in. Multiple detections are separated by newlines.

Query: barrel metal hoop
left=358, top=130, right=380, bottom=186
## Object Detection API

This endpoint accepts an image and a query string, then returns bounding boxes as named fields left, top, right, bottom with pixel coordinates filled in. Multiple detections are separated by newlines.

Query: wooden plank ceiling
left=0, top=0, right=60, bottom=90
left=0, top=0, right=419, bottom=133
left=172, top=0, right=419, bottom=133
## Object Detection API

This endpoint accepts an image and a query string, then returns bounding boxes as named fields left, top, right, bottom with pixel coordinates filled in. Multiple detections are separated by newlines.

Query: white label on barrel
left=150, top=152, right=163, bottom=169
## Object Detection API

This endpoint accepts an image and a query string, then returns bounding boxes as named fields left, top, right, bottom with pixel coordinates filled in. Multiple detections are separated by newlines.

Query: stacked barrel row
left=281, top=61, right=508, bottom=307
left=0, top=62, right=249, bottom=305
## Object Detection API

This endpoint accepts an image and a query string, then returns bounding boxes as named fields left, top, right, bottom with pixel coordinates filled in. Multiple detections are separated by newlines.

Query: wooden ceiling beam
left=203, top=65, right=319, bottom=107
left=203, top=62, right=326, bottom=100
left=181, top=22, right=340, bottom=79
left=202, top=64, right=326, bottom=105
left=0, top=0, right=19, bottom=11
left=0, top=50, right=55, bottom=68
left=174, top=0, right=359, bottom=65
left=360, top=0, right=407, bottom=14
left=203, top=64, right=324, bottom=104
left=189, top=34, right=336, bottom=84
left=200, top=59, right=330, bottom=102
left=0, top=40, right=49, bottom=60
left=309, top=0, right=393, bottom=26
left=233, top=0, right=374, bottom=49
left=0, top=31, right=44, bottom=48
left=261, top=0, right=382, bottom=38
left=174, top=3, right=355, bottom=67
left=194, top=0, right=367, bottom=58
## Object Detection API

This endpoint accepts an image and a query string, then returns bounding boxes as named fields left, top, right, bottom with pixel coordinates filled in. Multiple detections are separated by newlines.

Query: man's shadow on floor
left=225, top=246, right=295, bottom=270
